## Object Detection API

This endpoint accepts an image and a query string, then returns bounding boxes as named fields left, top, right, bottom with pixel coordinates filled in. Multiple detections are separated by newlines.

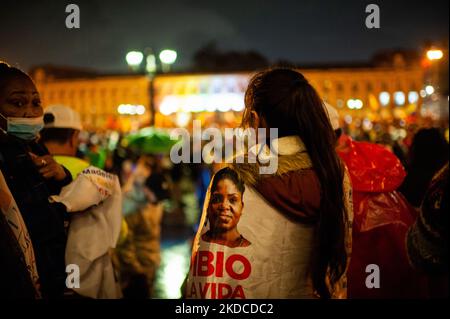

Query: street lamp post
left=144, top=48, right=157, bottom=126
left=125, top=49, right=178, bottom=127
left=421, top=47, right=446, bottom=124
left=126, top=50, right=156, bottom=127
left=428, top=49, right=444, bottom=90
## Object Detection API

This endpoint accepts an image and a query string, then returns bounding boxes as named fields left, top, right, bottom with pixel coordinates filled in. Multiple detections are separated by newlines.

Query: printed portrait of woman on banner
left=201, top=168, right=251, bottom=248
left=186, top=167, right=254, bottom=299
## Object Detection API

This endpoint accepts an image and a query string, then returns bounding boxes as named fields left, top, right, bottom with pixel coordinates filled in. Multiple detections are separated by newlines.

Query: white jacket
left=50, top=166, right=123, bottom=299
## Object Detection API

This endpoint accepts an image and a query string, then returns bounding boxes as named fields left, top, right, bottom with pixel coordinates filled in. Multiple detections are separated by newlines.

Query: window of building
left=408, top=91, right=419, bottom=104
left=394, top=91, right=406, bottom=105
left=379, top=92, right=390, bottom=106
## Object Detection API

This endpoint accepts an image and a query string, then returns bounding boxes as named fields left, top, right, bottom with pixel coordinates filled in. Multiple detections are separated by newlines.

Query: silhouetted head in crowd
left=408, top=128, right=448, bottom=173
left=400, top=128, right=449, bottom=207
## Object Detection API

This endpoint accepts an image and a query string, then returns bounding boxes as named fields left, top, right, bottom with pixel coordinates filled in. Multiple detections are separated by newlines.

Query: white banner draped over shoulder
left=186, top=178, right=318, bottom=299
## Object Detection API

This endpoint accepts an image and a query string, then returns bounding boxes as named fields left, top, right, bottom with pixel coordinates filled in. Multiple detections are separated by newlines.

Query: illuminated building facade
left=32, top=67, right=151, bottom=132
left=153, top=66, right=425, bottom=130
left=31, top=61, right=427, bottom=132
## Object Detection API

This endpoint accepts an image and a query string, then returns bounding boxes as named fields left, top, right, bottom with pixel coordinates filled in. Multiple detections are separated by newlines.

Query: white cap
left=324, top=102, right=340, bottom=130
left=44, top=105, right=82, bottom=131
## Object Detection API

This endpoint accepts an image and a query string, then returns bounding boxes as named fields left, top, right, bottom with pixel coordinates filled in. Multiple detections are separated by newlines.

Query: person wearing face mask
left=0, top=62, right=72, bottom=298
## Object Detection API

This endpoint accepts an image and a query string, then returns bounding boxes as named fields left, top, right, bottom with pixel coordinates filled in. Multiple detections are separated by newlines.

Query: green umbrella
left=123, top=127, right=180, bottom=154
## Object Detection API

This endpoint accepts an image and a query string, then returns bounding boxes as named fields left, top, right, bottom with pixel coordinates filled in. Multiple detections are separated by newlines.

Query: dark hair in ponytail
left=242, top=68, right=348, bottom=298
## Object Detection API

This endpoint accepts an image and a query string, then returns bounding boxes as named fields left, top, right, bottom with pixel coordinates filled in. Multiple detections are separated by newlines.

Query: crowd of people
left=0, top=62, right=448, bottom=299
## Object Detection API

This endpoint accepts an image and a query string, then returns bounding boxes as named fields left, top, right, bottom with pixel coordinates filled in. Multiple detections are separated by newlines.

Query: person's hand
left=29, top=152, right=67, bottom=181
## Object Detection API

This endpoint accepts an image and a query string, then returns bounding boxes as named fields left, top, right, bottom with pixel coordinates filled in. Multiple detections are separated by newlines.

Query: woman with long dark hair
left=186, top=68, right=352, bottom=299
left=241, top=68, right=351, bottom=298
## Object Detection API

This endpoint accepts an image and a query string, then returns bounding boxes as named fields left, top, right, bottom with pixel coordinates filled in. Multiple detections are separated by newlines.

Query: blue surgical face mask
left=0, top=113, right=44, bottom=141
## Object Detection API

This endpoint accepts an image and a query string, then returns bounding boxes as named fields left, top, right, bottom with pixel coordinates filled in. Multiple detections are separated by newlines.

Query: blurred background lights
left=362, top=118, right=373, bottom=131
left=159, top=49, right=178, bottom=65
left=394, top=92, right=405, bottom=105
left=344, top=115, right=352, bottom=124
left=408, top=91, right=419, bottom=104
left=125, top=51, right=144, bottom=67
left=426, top=49, right=444, bottom=61
left=175, top=112, right=191, bottom=127
left=347, top=98, right=363, bottom=109
left=117, top=104, right=146, bottom=115
left=379, top=91, right=390, bottom=106
left=425, top=85, right=435, bottom=95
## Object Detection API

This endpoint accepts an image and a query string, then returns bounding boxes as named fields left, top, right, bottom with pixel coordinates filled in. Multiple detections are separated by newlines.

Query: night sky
left=0, top=0, right=448, bottom=73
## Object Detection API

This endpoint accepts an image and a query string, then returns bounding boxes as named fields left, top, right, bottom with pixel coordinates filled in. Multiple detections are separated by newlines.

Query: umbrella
left=123, top=127, right=180, bottom=154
